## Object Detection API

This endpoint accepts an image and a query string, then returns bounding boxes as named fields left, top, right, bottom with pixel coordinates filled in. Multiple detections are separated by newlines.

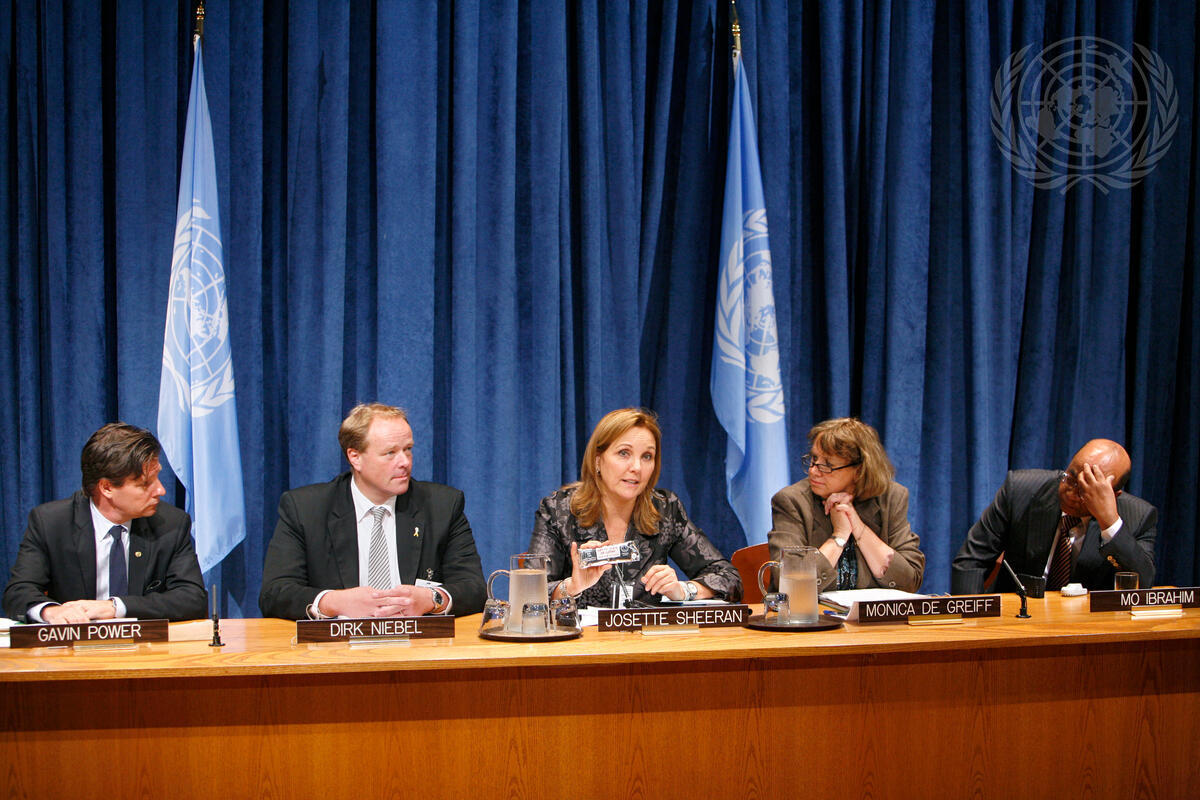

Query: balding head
left=1071, top=439, right=1130, bottom=488
left=1059, top=439, right=1131, bottom=516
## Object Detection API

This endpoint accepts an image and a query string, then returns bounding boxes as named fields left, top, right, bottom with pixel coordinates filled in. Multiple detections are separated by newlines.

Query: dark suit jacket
left=258, top=473, right=486, bottom=619
left=951, top=469, right=1157, bottom=594
left=3, top=491, right=207, bottom=622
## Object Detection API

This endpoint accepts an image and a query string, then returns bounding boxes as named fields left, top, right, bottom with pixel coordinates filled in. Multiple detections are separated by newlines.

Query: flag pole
left=730, top=0, right=742, bottom=62
left=194, top=0, right=205, bottom=42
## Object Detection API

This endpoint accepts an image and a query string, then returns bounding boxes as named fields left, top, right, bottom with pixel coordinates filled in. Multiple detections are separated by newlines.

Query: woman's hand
left=641, top=564, right=685, bottom=600
left=559, top=541, right=611, bottom=597
left=825, top=491, right=861, bottom=536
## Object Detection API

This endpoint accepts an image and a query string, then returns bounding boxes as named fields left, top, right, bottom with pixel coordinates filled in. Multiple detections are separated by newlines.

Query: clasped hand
left=42, top=599, right=116, bottom=624
left=823, top=491, right=862, bottom=537
left=319, top=585, right=434, bottom=618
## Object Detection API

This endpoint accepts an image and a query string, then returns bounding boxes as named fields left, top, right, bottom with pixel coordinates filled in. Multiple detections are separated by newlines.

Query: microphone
left=209, top=583, right=225, bottom=647
left=1000, top=559, right=1031, bottom=619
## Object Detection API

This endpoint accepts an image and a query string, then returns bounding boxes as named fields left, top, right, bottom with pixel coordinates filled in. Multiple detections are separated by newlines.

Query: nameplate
left=854, top=595, right=1002, bottom=624
left=9, top=619, right=168, bottom=649
left=296, top=616, right=455, bottom=642
left=1089, top=587, right=1200, bottom=612
left=598, top=604, right=750, bottom=632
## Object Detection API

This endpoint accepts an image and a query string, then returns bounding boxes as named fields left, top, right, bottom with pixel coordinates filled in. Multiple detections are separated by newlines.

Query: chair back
left=731, top=542, right=771, bottom=604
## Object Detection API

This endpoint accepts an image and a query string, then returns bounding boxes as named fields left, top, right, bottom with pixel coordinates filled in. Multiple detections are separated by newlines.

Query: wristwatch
left=682, top=581, right=698, bottom=601
left=833, top=534, right=849, bottom=548
left=429, top=587, right=447, bottom=614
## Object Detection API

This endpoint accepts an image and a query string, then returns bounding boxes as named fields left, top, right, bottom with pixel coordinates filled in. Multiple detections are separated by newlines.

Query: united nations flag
left=710, top=48, right=789, bottom=546
left=157, top=36, right=246, bottom=574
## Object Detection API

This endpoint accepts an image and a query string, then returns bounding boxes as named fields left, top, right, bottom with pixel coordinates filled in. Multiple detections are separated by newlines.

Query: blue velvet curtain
left=3, top=0, right=1197, bottom=614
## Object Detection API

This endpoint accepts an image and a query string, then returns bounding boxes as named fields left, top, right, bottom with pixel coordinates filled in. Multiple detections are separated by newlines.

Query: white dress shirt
left=308, top=480, right=452, bottom=618
left=1042, top=513, right=1123, bottom=579
left=29, top=502, right=130, bottom=622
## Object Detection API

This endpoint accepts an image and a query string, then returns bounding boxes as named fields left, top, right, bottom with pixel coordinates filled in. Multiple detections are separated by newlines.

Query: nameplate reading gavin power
left=1089, top=587, right=1200, bottom=612
left=598, top=605, right=750, bottom=632
left=854, top=595, right=1002, bottom=624
left=296, top=616, right=455, bottom=642
left=9, top=619, right=168, bottom=649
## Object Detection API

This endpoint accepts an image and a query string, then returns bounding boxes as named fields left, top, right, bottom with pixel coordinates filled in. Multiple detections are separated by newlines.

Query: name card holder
left=295, top=615, right=455, bottom=646
left=1089, top=587, right=1199, bottom=614
left=850, top=595, right=1002, bottom=625
left=598, top=604, right=751, bottom=633
left=9, top=619, right=169, bottom=650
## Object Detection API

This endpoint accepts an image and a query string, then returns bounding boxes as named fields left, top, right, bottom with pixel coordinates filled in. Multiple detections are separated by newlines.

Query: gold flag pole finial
left=194, top=0, right=205, bottom=43
left=730, top=0, right=742, bottom=62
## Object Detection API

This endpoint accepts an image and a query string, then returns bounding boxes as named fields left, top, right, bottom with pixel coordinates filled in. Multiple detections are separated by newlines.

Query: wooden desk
left=2, top=595, right=1198, bottom=798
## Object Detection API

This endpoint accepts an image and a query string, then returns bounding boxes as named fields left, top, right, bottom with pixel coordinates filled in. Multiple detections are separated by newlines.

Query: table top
left=2, top=594, right=1197, bottom=683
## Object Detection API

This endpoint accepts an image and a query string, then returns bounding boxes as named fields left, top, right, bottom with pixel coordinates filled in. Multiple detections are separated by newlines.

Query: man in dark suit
left=259, top=403, right=486, bottom=620
left=3, top=423, right=207, bottom=623
left=952, top=439, right=1156, bottom=594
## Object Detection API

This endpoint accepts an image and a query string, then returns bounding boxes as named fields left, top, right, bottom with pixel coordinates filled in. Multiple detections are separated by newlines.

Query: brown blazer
left=769, top=478, right=925, bottom=592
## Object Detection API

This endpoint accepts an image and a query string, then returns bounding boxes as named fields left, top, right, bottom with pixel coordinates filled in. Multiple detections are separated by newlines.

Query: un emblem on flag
left=162, top=202, right=236, bottom=417
left=715, top=209, right=786, bottom=424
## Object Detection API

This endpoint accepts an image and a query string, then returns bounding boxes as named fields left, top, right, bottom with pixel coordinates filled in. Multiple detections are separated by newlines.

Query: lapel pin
left=135, top=551, right=142, bottom=558
left=414, top=525, right=420, bottom=537
left=426, top=569, right=433, bottom=579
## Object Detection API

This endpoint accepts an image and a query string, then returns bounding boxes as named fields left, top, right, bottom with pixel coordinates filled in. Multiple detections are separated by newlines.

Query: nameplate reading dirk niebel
left=9, top=619, right=169, bottom=649
left=296, top=616, right=455, bottom=642
left=1089, top=587, right=1199, bottom=612
left=598, top=604, right=750, bottom=632
left=854, top=595, right=1002, bottom=624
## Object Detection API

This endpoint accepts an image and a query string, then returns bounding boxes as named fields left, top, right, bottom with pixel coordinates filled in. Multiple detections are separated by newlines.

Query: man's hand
left=42, top=599, right=116, bottom=624
left=1075, top=462, right=1120, bottom=529
left=318, top=586, right=435, bottom=618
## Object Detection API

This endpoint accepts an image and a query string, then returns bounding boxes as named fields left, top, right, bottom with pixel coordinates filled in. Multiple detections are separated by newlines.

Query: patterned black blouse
left=528, top=487, right=743, bottom=608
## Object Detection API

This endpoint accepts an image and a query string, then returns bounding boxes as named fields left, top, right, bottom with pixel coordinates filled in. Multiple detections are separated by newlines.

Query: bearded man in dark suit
left=4, top=423, right=206, bottom=623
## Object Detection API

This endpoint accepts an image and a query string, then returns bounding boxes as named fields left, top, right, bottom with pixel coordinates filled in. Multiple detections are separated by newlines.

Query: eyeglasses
left=803, top=453, right=861, bottom=475
left=1058, top=470, right=1079, bottom=493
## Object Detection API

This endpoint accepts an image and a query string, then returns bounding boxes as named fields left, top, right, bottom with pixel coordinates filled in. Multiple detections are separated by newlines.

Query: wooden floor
left=2, top=595, right=1198, bottom=799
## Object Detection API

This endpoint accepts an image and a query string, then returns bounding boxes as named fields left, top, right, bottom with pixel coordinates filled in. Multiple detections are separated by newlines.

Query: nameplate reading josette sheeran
left=854, top=595, right=1002, bottom=624
left=598, top=604, right=750, bottom=632
left=9, top=619, right=169, bottom=649
left=296, top=616, right=455, bottom=642
left=1089, top=587, right=1199, bottom=612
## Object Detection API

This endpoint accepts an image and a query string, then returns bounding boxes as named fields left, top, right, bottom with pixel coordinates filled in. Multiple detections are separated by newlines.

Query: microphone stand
left=209, top=583, right=225, bottom=646
left=1001, top=560, right=1031, bottom=619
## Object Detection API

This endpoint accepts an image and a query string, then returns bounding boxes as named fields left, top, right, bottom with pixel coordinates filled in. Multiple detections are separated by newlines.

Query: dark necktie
left=108, top=525, right=128, bottom=598
left=1047, top=515, right=1081, bottom=591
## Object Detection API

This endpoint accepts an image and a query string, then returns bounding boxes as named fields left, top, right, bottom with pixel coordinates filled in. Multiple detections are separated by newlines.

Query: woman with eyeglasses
left=769, top=418, right=925, bottom=592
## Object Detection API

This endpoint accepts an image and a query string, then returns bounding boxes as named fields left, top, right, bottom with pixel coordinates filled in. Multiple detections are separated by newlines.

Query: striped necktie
left=1047, top=515, right=1081, bottom=591
left=366, top=506, right=391, bottom=590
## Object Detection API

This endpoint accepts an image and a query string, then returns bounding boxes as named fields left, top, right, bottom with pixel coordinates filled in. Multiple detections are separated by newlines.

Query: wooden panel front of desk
left=3, top=614, right=1199, bottom=798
